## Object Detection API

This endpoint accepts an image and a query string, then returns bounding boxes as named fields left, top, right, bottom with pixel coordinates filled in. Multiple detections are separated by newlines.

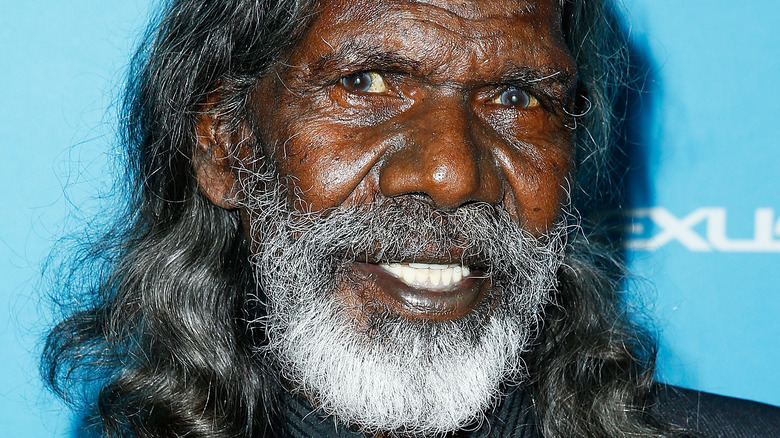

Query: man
left=43, top=0, right=779, bottom=437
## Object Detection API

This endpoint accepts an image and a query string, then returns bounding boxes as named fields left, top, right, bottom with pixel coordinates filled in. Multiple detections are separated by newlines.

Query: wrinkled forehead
left=387, top=0, right=558, bottom=19
left=292, top=0, right=570, bottom=80
left=315, top=0, right=563, bottom=30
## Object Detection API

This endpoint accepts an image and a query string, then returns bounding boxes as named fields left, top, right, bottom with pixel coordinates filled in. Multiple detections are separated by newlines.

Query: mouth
left=379, top=262, right=471, bottom=290
left=352, top=261, right=489, bottom=321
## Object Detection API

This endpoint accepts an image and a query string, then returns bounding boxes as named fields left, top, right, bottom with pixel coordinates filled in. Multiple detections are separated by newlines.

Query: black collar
left=271, top=386, right=539, bottom=437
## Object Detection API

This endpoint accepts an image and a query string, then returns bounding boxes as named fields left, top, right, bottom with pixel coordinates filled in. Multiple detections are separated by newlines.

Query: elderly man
left=44, top=0, right=780, bottom=437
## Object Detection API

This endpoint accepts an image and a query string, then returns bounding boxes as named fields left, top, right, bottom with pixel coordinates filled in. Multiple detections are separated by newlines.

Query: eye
left=493, top=87, right=538, bottom=108
left=340, top=71, right=388, bottom=94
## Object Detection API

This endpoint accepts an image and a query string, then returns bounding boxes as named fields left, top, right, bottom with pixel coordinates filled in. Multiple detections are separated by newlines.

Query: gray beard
left=239, top=169, right=567, bottom=437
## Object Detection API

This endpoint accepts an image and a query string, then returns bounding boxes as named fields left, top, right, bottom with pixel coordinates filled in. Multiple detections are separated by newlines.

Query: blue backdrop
left=1, top=1, right=778, bottom=436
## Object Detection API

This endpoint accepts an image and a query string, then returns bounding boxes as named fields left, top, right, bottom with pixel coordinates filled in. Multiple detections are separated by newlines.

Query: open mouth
left=353, top=261, right=489, bottom=321
left=378, top=262, right=471, bottom=290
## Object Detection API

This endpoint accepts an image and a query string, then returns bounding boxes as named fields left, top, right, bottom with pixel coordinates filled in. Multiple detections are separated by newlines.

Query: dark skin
left=195, top=0, right=577, bottom=324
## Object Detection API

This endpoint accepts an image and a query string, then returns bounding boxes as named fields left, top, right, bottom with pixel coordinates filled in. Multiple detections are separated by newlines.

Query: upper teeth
left=379, top=262, right=471, bottom=289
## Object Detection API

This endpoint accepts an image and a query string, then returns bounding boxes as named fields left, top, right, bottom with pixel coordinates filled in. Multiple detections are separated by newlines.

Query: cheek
left=250, top=79, right=386, bottom=211
left=267, top=120, right=387, bottom=211
left=497, top=152, right=571, bottom=232
left=487, top=116, right=574, bottom=233
left=252, top=70, right=415, bottom=211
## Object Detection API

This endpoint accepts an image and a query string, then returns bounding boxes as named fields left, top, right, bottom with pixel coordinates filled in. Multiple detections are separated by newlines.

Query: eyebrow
left=307, top=41, right=424, bottom=79
left=499, top=66, right=576, bottom=97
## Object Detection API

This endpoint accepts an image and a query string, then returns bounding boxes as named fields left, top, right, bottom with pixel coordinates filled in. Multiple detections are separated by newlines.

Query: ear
left=193, top=103, right=238, bottom=209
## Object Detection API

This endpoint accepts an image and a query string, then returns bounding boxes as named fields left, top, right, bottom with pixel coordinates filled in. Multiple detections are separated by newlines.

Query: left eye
left=340, top=71, right=388, bottom=94
left=493, top=88, right=537, bottom=108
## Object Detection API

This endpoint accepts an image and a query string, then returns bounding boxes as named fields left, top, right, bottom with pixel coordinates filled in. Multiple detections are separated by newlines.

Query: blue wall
left=0, top=2, right=155, bottom=436
left=0, top=1, right=777, bottom=436
left=621, top=0, right=780, bottom=407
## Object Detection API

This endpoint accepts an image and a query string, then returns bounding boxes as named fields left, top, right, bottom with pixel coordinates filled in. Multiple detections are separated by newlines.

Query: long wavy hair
left=43, top=1, right=690, bottom=437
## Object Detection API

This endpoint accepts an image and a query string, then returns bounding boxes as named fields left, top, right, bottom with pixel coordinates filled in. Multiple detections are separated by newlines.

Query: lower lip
left=352, top=262, right=489, bottom=321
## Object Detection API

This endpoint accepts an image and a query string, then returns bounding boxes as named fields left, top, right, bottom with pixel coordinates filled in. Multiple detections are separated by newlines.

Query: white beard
left=241, top=174, right=566, bottom=436
left=270, top=292, right=536, bottom=436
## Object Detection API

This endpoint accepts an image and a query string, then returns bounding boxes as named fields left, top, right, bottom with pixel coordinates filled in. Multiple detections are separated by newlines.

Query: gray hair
left=41, top=1, right=693, bottom=437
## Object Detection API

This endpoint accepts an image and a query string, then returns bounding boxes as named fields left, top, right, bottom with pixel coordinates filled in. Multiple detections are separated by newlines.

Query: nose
left=378, top=96, right=503, bottom=210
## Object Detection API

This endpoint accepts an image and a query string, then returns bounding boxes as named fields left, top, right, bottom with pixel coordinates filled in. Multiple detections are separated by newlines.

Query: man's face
left=247, top=0, right=576, bottom=321
left=225, top=0, right=576, bottom=434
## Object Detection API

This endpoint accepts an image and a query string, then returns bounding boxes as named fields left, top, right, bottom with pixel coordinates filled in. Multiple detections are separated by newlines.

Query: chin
left=266, top=273, right=532, bottom=437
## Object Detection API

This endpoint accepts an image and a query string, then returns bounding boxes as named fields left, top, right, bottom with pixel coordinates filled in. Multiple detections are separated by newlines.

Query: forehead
left=290, top=0, right=571, bottom=81
left=320, top=0, right=549, bottom=22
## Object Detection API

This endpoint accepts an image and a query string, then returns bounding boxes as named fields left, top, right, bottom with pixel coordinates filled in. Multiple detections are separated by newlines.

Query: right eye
left=340, top=71, right=388, bottom=94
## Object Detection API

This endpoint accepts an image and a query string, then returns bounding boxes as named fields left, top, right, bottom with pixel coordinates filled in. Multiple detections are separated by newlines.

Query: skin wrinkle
left=355, top=0, right=539, bottom=28
left=324, top=21, right=569, bottom=87
left=301, top=2, right=573, bottom=93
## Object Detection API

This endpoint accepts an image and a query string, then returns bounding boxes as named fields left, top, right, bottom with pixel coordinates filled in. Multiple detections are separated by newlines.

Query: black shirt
left=650, top=385, right=780, bottom=437
left=273, top=386, right=538, bottom=437
left=271, top=385, right=780, bottom=437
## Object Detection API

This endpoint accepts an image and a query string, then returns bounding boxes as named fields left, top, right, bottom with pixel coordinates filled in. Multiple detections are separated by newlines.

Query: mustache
left=247, top=192, right=567, bottom=281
